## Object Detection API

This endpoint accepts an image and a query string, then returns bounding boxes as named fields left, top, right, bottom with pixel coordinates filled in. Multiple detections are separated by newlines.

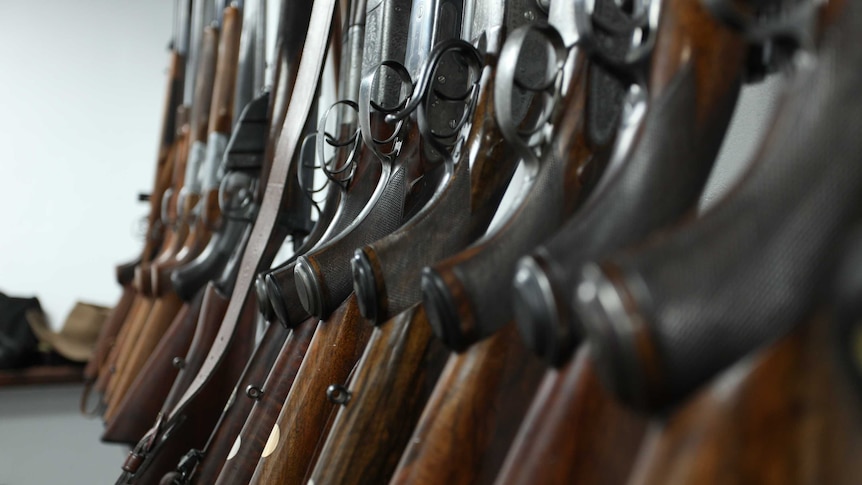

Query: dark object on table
left=0, top=291, right=42, bottom=369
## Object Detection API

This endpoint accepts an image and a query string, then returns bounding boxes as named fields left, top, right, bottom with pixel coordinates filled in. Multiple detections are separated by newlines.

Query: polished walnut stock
left=248, top=296, right=373, bottom=485
left=210, top=316, right=316, bottom=485
left=390, top=323, right=545, bottom=485
left=308, top=304, right=450, bottom=485
left=575, top=0, right=862, bottom=411
left=495, top=347, right=647, bottom=485
left=629, top=312, right=862, bottom=485
left=513, top=0, right=748, bottom=367
left=102, top=292, right=204, bottom=443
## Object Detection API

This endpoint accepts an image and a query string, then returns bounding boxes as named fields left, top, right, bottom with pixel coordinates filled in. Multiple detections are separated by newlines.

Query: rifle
left=104, top=2, right=241, bottom=424
left=100, top=1, right=219, bottom=416
left=103, top=45, right=272, bottom=443
left=173, top=2, right=372, bottom=481
left=87, top=0, right=193, bottom=370
left=305, top=1, right=539, bottom=482
left=114, top=0, right=335, bottom=480
left=246, top=1, right=429, bottom=481
left=631, top=221, right=862, bottom=485
left=572, top=0, right=862, bottom=412
left=148, top=0, right=312, bottom=429
left=135, top=0, right=223, bottom=297
left=387, top=0, right=651, bottom=482
left=493, top=0, right=771, bottom=479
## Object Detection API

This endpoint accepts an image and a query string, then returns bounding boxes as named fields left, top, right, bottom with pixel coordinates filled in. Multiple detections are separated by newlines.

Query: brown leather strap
left=167, top=0, right=338, bottom=421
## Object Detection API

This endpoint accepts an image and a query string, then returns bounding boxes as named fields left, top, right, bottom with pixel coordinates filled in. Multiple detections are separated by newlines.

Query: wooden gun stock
left=103, top=298, right=156, bottom=409
left=309, top=304, right=450, bottom=485
left=629, top=312, right=862, bottom=485
left=421, top=27, right=618, bottom=352
left=138, top=25, right=217, bottom=297
left=248, top=295, right=373, bottom=484
left=133, top=46, right=186, bottom=280
left=101, top=291, right=204, bottom=444
left=124, top=291, right=258, bottom=483
left=390, top=323, right=545, bottom=485
left=181, top=320, right=291, bottom=484
left=113, top=0, right=334, bottom=481
left=104, top=292, right=183, bottom=423
left=264, top=116, right=385, bottom=328
left=576, top=0, right=862, bottom=411
left=514, top=0, right=748, bottom=366
left=307, top=25, right=525, bottom=485
left=85, top=284, right=135, bottom=384
left=152, top=5, right=244, bottom=297
left=495, top=347, right=647, bottom=485
left=160, top=282, right=231, bottom=415
left=205, top=317, right=316, bottom=484
left=82, top=284, right=137, bottom=414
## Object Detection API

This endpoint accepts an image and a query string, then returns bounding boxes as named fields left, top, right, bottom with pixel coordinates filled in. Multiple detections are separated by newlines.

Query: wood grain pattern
left=94, top=294, right=147, bottom=408
left=102, top=290, right=203, bottom=443
left=249, top=295, right=373, bottom=485
left=129, top=291, right=259, bottom=484
left=159, top=283, right=230, bottom=414
left=103, top=297, right=154, bottom=409
left=188, top=319, right=291, bottom=484
left=628, top=313, right=862, bottom=485
left=309, top=303, right=450, bottom=484
left=213, top=316, right=317, bottom=485
left=495, top=346, right=647, bottom=485
left=389, top=322, right=545, bottom=485
left=85, top=284, right=135, bottom=383
left=105, top=292, right=183, bottom=422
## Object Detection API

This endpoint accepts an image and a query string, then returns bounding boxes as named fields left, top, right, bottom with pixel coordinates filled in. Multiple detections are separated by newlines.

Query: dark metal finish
left=326, top=383, right=352, bottom=405
left=245, top=385, right=263, bottom=400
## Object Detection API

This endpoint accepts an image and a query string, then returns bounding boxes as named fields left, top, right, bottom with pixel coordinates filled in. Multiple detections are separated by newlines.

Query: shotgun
left=103, top=80, right=272, bottom=444
left=389, top=0, right=646, bottom=482
left=105, top=1, right=245, bottom=424
left=114, top=0, right=335, bottom=480
left=306, top=0, right=538, bottom=482
left=494, top=0, right=766, bottom=479
left=190, top=2, right=373, bottom=481
left=103, top=0, right=219, bottom=410
left=573, top=0, right=862, bottom=412
left=248, top=0, right=425, bottom=481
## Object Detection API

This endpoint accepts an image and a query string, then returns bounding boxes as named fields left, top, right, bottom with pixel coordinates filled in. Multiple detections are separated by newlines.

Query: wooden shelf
left=0, top=365, right=84, bottom=387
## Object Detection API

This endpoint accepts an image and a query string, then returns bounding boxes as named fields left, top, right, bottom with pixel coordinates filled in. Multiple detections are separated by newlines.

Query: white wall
left=0, top=0, right=173, bottom=327
left=0, top=2, right=175, bottom=483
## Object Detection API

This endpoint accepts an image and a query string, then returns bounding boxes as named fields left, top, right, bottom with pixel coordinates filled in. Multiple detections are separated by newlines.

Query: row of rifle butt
left=84, top=0, right=862, bottom=483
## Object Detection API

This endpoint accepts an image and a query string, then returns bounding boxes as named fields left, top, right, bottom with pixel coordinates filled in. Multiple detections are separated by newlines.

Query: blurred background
left=0, top=1, right=173, bottom=483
